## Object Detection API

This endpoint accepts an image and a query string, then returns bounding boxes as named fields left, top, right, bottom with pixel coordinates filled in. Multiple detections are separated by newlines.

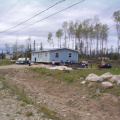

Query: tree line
left=48, top=15, right=109, bottom=59
left=48, top=10, right=120, bottom=61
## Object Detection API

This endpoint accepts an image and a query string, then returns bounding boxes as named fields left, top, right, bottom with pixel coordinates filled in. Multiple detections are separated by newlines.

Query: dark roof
left=31, top=48, right=78, bottom=53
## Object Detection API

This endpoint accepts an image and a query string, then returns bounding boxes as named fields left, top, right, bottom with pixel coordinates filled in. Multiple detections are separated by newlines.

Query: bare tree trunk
left=96, top=37, right=99, bottom=60
left=72, top=35, right=74, bottom=49
left=60, top=37, right=62, bottom=48
left=118, top=37, right=120, bottom=63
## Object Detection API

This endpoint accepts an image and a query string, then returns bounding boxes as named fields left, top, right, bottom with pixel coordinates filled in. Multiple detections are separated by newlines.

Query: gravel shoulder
left=0, top=81, right=50, bottom=120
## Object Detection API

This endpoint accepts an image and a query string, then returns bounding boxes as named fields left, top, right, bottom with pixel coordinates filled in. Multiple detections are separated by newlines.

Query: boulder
left=80, top=77, right=84, bottom=80
left=100, top=72, right=113, bottom=79
left=81, top=81, right=86, bottom=84
left=101, top=82, right=113, bottom=88
left=86, top=73, right=103, bottom=82
left=104, top=72, right=112, bottom=75
left=109, top=75, right=120, bottom=82
left=117, top=80, right=120, bottom=87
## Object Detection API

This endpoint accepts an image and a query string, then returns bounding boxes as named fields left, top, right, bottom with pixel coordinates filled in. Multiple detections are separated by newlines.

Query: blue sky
left=0, top=0, right=120, bottom=52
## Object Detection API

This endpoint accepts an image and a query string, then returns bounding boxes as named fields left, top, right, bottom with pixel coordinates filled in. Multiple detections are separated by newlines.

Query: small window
left=55, top=53, right=59, bottom=57
left=69, top=53, right=72, bottom=57
left=38, top=54, right=39, bottom=58
left=45, top=52, right=47, bottom=57
left=33, top=54, right=34, bottom=56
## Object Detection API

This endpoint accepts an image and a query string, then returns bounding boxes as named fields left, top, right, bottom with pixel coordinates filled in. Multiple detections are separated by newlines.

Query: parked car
left=98, top=63, right=111, bottom=68
left=64, top=60, right=85, bottom=68
left=81, top=61, right=86, bottom=68
left=65, top=60, right=78, bottom=65
left=16, top=58, right=29, bottom=64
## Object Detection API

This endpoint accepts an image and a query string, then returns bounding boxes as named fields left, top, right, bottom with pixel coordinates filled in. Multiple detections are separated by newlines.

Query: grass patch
left=30, top=68, right=75, bottom=83
left=6, top=113, right=10, bottom=116
left=0, top=59, right=14, bottom=66
left=101, top=86, right=120, bottom=96
left=37, top=104, right=60, bottom=120
left=16, top=111, right=22, bottom=114
left=30, top=66, right=120, bottom=84
left=91, top=94, right=101, bottom=99
left=66, top=100, right=76, bottom=107
left=26, top=111, right=34, bottom=116
left=20, top=103, right=26, bottom=106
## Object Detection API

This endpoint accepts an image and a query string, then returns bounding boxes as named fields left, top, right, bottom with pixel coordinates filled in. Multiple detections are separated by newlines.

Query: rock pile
left=84, top=72, right=120, bottom=88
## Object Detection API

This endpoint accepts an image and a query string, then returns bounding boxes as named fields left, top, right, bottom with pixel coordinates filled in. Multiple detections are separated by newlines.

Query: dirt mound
left=0, top=65, right=120, bottom=120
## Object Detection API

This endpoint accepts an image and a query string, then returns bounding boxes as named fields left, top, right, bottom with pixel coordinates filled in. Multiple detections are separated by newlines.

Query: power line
left=1, top=0, right=20, bottom=17
left=0, top=0, right=65, bottom=34
left=0, top=0, right=85, bottom=38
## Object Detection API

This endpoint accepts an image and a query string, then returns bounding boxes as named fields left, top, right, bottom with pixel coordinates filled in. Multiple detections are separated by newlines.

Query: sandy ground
left=0, top=64, right=50, bottom=69
left=0, top=64, right=120, bottom=120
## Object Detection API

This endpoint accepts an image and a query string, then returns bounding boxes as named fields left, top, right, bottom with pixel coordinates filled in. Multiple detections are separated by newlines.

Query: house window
left=55, top=53, right=59, bottom=57
left=38, top=53, right=39, bottom=58
left=45, top=52, right=47, bottom=57
left=69, top=53, right=72, bottom=57
left=33, top=54, right=34, bottom=56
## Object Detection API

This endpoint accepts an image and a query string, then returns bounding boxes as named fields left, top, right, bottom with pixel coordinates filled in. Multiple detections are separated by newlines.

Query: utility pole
left=28, top=36, right=31, bottom=51
left=40, top=42, right=43, bottom=50
left=34, top=40, right=35, bottom=51
left=2, top=50, right=3, bottom=59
